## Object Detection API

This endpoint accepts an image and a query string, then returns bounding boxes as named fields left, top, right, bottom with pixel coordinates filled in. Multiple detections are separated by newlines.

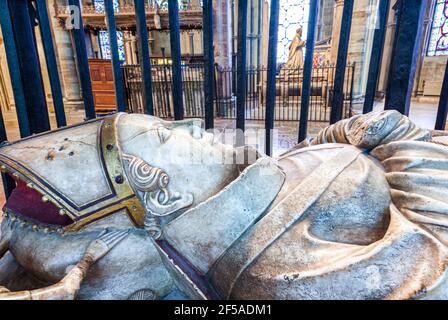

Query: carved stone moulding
left=55, top=5, right=203, bottom=31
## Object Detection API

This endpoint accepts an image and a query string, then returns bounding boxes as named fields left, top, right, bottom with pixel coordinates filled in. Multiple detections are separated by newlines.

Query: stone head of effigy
left=116, top=114, right=243, bottom=232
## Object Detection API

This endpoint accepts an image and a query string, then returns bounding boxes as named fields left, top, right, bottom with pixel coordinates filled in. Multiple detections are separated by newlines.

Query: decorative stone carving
left=1, top=111, right=448, bottom=300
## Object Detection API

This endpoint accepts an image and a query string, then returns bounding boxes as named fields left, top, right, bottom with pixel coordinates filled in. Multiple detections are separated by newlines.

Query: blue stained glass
left=154, top=0, right=198, bottom=11
left=94, top=0, right=120, bottom=13
left=277, top=0, right=310, bottom=63
left=428, top=0, right=448, bottom=56
left=99, top=31, right=125, bottom=61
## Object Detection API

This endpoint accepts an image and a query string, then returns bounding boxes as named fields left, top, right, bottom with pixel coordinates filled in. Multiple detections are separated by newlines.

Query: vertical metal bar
left=8, top=0, right=50, bottom=134
left=349, top=63, right=355, bottom=117
left=236, top=0, right=248, bottom=145
left=134, top=0, right=154, bottom=115
left=264, top=0, right=279, bottom=155
left=298, top=0, right=319, bottom=142
left=329, top=0, right=354, bottom=124
left=36, top=0, right=66, bottom=127
left=104, top=0, right=125, bottom=112
left=363, top=0, right=390, bottom=114
left=161, top=47, right=172, bottom=117
left=168, top=0, right=184, bottom=120
left=435, top=60, right=448, bottom=131
left=384, top=0, right=428, bottom=115
left=68, top=0, right=95, bottom=120
left=203, top=0, right=214, bottom=129
left=0, top=0, right=30, bottom=137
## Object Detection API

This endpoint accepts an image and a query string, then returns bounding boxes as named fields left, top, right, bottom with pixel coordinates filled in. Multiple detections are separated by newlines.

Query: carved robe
left=163, top=111, right=448, bottom=299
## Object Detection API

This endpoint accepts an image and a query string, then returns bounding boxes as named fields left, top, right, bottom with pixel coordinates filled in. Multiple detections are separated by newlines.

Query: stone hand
left=84, top=229, right=130, bottom=262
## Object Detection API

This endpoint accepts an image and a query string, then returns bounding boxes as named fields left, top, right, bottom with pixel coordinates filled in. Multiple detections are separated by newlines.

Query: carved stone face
left=118, top=114, right=240, bottom=218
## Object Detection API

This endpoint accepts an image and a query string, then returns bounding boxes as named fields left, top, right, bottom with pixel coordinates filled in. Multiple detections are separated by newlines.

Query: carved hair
left=122, top=153, right=193, bottom=222
left=122, top=154, right=169, bottom=193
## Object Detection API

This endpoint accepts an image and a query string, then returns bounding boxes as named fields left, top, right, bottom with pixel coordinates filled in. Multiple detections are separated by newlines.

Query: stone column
left=330, top=0, right=345, bottom=64
left=48, top=2, right=83, bottom=111
left=350, top=0, right=378, bottom=98
left=188, top=31, right=195, bottom=55
left=213, top=0, right=233, bottom=110
left=0, top=30, right=14, bottom=110
left=213, top=0, right=232, bottom=68
left=413, top=3, right=434, bottom=97
left=261, top=0, right=269, bottom=68
left=34, top=26, right=54, bottom=111
left=90, top=30, right=100, bottom=59
left=376, top=0, right=398, bottom=98
left=131, top=32, right=139, bottom=63
left=123, top=31, right=134, bottom=64
left=260, top=0, right=269, bottom=104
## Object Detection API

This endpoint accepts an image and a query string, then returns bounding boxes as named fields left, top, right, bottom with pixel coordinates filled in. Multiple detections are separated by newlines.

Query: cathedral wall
left=417, top=56, right=448, bottom=97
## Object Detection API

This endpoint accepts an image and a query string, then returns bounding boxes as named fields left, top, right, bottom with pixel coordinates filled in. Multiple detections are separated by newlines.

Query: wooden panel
left=89, top=59, right=117, bottom=113
left=94, top=92, right=116, bottom=107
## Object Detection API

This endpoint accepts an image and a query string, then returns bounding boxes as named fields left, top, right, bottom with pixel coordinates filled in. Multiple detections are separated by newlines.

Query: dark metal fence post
left=329, top=0, right=354, bottom=124
left=134, top=0, right=154, bottom=115
left=36, top=0, right=67, bottom=128
left=0, top=0, right=30, bottom=137
left=435, top=60, right=448, bottom=130
left=363, top=0, right=390, bottom=114
left=105, top=0, right=125, bottom=112
left=8, top=0, right=50, bottom=134
left=236, top=0, right=248, bottom=146
left=203, top=0, right=214, bottom=129
left=68, top=0, right=96, bottom=120
left=264, top=0, right=279, bottom=156
left=384, top=0, right=427, bottom=115
left=298, top=0, right=319, bottom=142
left=168, top=0, right=184, bottom=120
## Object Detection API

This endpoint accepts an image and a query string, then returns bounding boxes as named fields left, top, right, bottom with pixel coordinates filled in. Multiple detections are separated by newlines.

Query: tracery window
left=151, top=0, right=199, bottom=11
left=99, top=30, right=126, bottom=61
left=428, top=0, right=448, bottom=56
left=277, top=0, right=310, bottom=63
left=93, top=0, right=120, bottom=13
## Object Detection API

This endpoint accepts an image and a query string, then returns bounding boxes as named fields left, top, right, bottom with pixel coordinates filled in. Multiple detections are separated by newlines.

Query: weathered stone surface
left=0, top=111, right=448, bottom=300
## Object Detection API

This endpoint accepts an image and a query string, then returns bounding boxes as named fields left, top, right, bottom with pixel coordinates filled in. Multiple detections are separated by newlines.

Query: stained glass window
left=99, top=31, right=125, bottom=61
left=428, top=0, right=448, bottom=56
left=93, top=0, right=120, bottom=13
left=277, top=0, right=310, bottom=63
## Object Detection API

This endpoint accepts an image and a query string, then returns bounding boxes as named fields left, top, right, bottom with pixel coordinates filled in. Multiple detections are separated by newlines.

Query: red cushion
left=4, top=179, right=73, bottom=226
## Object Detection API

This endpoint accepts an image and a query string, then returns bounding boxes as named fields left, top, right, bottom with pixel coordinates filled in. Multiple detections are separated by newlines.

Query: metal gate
left=122, top=63, right=355, bottom=122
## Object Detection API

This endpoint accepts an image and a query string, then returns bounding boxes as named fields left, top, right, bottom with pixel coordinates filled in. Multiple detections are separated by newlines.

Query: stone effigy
left=0, top=110, right=448, bottom=300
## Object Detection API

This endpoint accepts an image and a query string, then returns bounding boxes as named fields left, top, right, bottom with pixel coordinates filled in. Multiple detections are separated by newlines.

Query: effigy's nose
left=191, top=124, right=203, bottom=139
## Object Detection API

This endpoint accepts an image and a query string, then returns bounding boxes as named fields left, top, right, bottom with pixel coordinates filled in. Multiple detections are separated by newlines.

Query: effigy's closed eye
left=157, top=127, right=172, bottom=144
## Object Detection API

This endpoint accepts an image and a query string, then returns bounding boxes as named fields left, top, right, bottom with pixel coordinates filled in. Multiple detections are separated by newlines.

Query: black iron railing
left=122, top=63, right=355, bottom=122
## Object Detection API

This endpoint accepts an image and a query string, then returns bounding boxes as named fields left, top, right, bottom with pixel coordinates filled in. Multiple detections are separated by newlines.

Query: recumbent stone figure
left=0, top=110, right=448, bottom=299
